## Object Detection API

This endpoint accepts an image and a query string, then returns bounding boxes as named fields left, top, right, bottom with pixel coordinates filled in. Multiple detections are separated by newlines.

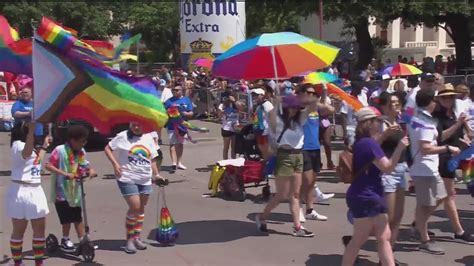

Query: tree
left=0, top=1, right=126, bottom=39
left=124, top=2, right=180, bottom=63
left=400, top=1, right=473, bottom=72
left=321, top=1, right=404, bottom=71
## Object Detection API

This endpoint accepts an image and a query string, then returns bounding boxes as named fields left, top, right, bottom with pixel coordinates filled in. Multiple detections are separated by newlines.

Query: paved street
left=1, top=121, right=473, bottom=266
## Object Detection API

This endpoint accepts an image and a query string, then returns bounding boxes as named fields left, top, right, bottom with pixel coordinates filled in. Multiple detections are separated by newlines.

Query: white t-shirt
left=108, top=131, right=158, bottom=185
left=340, top=101, right=357, bottom=129
left=273, top=116, right=306, bottom=149
left=455, top=98, right=471, bottom=118
left=408, top=111, right=439, bottom=177
left=218, top=103, right=239, bottom=131
left=148, top=131, right=161, bottom=150
left=257, top=101, right=274, bottom=136
left=161, top=87, right=173, bottom=103
left=10, top=141, right=42, bottom=184
left=404, top=86, right=421, bottom=115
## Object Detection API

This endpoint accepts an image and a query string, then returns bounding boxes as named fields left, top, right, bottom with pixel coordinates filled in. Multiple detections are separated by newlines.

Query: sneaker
left=293, top=226, right=314, bottom=238
left=177, top=163, right=187, bottom=170
left=299, top=208, right=306, bottom=223
left=454, top=232, right=474, bottom=245
left=315, top=187, right=335, bottom=203
left=419, top=240, right=445, bottom=255
left=255, top=215, right=268, bottom=234
left=305, top=210, right=328, bottom=221
left=134, top=238, right=147, bottom=250
left=60, top=238, right=76, bottom=253
left=124, top=240, right=137, bottom=254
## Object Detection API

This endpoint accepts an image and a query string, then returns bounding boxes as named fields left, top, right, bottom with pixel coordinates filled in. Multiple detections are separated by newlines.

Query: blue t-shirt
left=346, top=137, right=385, bottom=201
left=11, top=100, right=43, bottom=136
left=164, top=96, right=193, bottom=130
left=303, top=111, right=321, bottom=150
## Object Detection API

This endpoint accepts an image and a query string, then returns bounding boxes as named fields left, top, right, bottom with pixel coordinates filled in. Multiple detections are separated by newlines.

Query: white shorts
left=5, top=183, right=49, bottom=220
left=168, top=130, right=187, bottom=145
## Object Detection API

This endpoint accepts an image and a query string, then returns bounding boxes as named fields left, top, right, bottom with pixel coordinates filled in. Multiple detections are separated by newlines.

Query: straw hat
left=355, top=107, right=381, bottom=122
left=437, top=83, right=459, bottom=97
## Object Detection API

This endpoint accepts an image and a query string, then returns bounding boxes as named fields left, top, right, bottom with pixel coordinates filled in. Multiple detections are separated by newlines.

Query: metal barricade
left=466, top=74, right=474, bottom=86
left=444, top=75, right=466, bottom=86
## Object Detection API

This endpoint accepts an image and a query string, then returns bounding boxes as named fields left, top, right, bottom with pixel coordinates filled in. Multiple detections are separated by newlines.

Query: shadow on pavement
left=147, top=219, right=262, bottom=245
left=247, top=212, right=292, bottom=223
left=429, top=219, right=474, bottom=236
left=195, top=165, right=214, bottom=173
left=432, top=209, right=474, bottom=220
left=0, top=170, right=11, bottom=176
left=92, top=239, right=124, bottom=252
left=455, top=255, right=474, bottom=266
left=305, top=254, right=378, bottom=266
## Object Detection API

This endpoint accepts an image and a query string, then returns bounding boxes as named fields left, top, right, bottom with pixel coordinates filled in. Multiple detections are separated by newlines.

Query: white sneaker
left=292, top=225, right=314, bottom=237
left=299, top=207, right=306, bottom=223
left=305, top=210, right=328, bottom=221
left=315, top=187, right=335, bottom=203
left=177, top=163, right=187, bottom=170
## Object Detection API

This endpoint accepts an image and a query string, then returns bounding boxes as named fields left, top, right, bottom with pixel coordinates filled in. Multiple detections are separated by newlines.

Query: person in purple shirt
left=342, top=107, right=408, bottom=266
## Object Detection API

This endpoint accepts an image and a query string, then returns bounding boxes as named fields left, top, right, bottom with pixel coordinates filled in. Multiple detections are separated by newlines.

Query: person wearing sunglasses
left=431, top=83, right=474, bottom=245
left=164, top=84, right=194, bottom=172
left=296, top=83, right=335, bottom=223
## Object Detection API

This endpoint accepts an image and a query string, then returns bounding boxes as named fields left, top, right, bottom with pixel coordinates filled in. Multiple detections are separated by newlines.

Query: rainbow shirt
left=49, top=143, right=88, bottom=207
left=108, top=131, right=158, bottom=185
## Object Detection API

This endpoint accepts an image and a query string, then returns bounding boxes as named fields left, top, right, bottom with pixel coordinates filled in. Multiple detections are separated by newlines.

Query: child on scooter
left=45, top=125, right=96, bottom=253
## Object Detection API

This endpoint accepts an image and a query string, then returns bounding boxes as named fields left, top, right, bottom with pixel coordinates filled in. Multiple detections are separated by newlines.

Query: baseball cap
left=355, top=107, right=381, bottom=122
left=251, top=88, right=265, bottom=95
left=420, top=73, right=435, bottom=81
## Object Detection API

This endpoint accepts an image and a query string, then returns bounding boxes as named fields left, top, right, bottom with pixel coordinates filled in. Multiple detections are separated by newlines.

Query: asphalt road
left=1, top=121, right=473, bottom=266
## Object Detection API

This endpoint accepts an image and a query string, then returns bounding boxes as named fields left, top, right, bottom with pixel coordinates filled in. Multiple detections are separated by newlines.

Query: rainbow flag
left=37, top=17, right=78, bottom=51
left=155, top=206, right=179, bottom=245
left=0, top=16, right=32, bottom=75
left=33, top=35, right=167, bottom=134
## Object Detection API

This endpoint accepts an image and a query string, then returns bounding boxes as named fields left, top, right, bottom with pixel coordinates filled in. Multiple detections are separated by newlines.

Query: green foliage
left=246, top=0, right=314, bottom=38
left=0, top=1, right=126, bottom=39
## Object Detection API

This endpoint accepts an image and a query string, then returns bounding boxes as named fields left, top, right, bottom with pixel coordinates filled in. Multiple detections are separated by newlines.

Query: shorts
left=381, top=162, right=408, bottom=193
left=439, top=154, right=456, bottom=178
left=168, top=130, right=186, bottom=145
left=55, top=201, right=82, bottom=224
left=412, top=175, right=448, bottom=207
left=274, top=149, right=303, bottom=177
left=302, top=149, right=321, bottom=173
left=256, top=134, right=268, bottom=146
left=6, top=183, right=49, bottom=220
left=346, top=197, right=387, bottom=219
left=221, top=129, right=235, bottom=138
left=117, top=180, right=153, bottom=197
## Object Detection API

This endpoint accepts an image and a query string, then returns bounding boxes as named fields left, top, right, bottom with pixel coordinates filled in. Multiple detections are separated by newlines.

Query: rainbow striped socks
left=33, top=238, right=45, bottom=266
left=134, top=214, right=145, bottom=239
left=10, top=239, right=23, bottom=266
left=126, top=215, right=137, bottom=240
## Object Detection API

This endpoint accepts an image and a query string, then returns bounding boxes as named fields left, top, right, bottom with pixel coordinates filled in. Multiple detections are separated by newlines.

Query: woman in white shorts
left=6, top=122, right=50, bottom=266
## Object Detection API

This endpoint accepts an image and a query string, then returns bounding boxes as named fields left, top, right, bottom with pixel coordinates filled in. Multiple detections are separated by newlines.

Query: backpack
left=336, top=149, right=353, bottom=184
left=336, top=148, right=372, bottom=184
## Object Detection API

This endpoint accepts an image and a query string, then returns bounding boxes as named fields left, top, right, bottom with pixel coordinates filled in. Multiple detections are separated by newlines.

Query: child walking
left=6, top=122, right=51, bottom=266
left=45, top=125, right=96, bottom=253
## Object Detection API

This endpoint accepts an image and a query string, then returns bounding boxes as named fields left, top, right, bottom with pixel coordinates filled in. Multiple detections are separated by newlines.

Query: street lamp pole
left=319, top=0, right=324, bottom=40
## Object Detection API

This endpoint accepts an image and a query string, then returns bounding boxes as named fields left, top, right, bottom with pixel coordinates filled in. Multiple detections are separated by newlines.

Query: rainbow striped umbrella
left=302, top=72, right=338, bottom=85
left=212, top=32, right=339, bottom=80
left=384, top=63, right=422, bottom=77
left=194, top=58, right=213, bottom=69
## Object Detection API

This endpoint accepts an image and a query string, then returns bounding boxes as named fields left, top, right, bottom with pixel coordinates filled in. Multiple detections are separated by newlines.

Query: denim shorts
left=381, top=162, right=408, bottom=193
left=117, top=180, right=153, bottom=197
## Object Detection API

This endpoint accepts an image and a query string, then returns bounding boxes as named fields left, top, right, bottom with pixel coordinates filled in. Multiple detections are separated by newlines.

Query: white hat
left=251, top=88, right=265, bottom=95
left=382, top=74, right=391, bottom=80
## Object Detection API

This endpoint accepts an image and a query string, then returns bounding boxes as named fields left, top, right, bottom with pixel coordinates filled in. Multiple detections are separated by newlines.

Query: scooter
left=46, top=174, right=96, bottom=262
